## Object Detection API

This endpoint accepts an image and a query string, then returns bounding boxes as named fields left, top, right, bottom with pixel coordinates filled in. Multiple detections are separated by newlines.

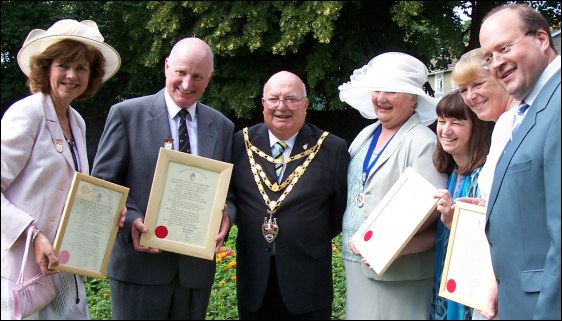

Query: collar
left=268, top=130, right=298, bottom=151
left=164, top=89, right=197, bottom=119
left=524, top=55, right=560, bottom=106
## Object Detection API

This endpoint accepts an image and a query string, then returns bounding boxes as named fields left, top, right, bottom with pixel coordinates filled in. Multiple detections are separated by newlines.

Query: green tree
left=2, top=1, right=560, bottom=125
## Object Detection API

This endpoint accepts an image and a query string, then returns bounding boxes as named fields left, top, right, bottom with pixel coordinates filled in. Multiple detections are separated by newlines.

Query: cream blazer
left=1, top=93, right=89, bottom=281
left=349, top=113, right=447, bottom=281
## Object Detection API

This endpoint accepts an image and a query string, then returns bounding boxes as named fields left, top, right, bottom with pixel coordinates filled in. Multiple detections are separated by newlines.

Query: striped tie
left=178, top=109, right=191, bottom=153
left=511, top=102, right=529, bottom=136
left=273, top=141, right=287, bottom=182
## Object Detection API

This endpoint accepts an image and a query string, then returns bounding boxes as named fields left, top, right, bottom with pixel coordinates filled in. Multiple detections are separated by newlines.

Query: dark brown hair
left=27, top=39, right=106, bottom=100
left=433, top=90, right=490, bottom=175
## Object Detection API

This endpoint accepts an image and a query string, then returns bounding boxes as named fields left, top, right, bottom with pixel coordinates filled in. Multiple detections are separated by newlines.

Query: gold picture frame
left=140, top=148, right=233, bottom=260
left=351, top=166, right=438, bottom=276
left=50, top=172, right=129, bottom=278
left=439, top=201, right=496, bottom=311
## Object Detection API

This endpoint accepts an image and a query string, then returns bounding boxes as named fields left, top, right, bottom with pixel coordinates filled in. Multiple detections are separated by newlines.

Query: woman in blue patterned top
left=431, top=90, right=491, bottom=320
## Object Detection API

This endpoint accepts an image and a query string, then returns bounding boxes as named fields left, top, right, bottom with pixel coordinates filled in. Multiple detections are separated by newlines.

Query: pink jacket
left=1, top=93, right=89, bottom=281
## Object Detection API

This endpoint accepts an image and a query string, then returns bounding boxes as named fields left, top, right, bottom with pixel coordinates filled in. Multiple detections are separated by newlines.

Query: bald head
left=169, top=37, right=214, bottom=72
left=263, top=71, right=307, bottom=97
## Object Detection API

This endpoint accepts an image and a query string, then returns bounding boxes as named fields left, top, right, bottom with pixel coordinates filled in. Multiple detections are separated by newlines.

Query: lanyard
left=447, top=171, right=468, bottom=199
left=362, top=126, right=395, bottom=189
left=68, top=140, right=80, bottom=172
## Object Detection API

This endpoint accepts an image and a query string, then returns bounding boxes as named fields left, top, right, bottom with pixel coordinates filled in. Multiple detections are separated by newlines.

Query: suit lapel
left=44, top=98, right=76, bottom=171
left=146, top=91, right=172, bottom=152
left=487, top=74, right=561, bottom=221
left=251, top=125, right=277, bottom=181
left=369, top=115, right=420, bottom=178
left=284, top=125, right=313, bottom=180
left=196, top=103, right=218, bottom=158
left=68, top=110, right=89, bottom=173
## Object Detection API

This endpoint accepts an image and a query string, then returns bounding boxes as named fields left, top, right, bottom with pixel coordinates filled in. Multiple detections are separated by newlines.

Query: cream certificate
left=154, top=161, right=218, bottom=246
left=51, top=172, right=128, bottom=278
left=351, top=166, right=438, bottom=276
left=439, top=201, right=496, bottom=311
left=141, top=148, right=233, bottom=260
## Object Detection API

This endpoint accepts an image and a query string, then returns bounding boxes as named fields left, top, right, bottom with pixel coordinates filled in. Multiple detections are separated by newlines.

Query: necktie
left=511, top=102, right=529, bottom=136
left=178, top=109, right=191, bottom=153
left=273, top=141, right=287, bottom=182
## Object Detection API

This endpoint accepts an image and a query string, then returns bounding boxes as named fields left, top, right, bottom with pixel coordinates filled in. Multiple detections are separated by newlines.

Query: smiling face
left=262, top=71, right=308, bottom=140
left=457, top=74, right=513, bottom=122
left=371, top=91, right=416, bottom=130
left=49, top=58, right=90, bottom=107
left=165, top=38, right=213, bottom=108
left=479, top=8, right=550, bottom=101
left=437, top=116, right=473, bottom=163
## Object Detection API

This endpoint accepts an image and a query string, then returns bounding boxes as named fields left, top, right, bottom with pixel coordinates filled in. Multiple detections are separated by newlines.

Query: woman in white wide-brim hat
left=1, top=19, right=121, bottom=320
left=338, top=52, right=447, bottom=319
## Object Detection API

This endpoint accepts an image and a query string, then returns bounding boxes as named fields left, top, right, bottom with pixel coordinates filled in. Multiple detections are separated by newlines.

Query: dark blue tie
left=178, top=109, right=191, bottom=153
left=511, top=102, right=529, bottom=136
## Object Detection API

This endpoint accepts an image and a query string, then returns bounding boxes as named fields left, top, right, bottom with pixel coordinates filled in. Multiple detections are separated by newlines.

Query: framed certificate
left=50, top=172, right=129, bottom=278
left=351, top=166, right=438, bottom=276
left=439, top=201, right=496, bottom=311
left=140, top=148, right=233, bottom=260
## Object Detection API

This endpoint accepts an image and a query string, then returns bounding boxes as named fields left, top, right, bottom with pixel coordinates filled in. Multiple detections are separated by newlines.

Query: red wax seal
left=155, top=225, right=168, bottom=239
left=59, top=250, right=70, bottom=264
left=447, top=279, right=457, bottom=293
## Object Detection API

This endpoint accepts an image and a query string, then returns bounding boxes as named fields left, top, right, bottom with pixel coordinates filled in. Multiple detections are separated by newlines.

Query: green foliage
left=331, top=235, right=346, bottom=320
left=2, top=1, right=560, bottom=121
left=84, top=276, right=112, bottom=320
left=207, top=226, right=239, bottom=320
left=391, top=1, right=465, bottom=70
left=84, top=226, right=347, bottom=320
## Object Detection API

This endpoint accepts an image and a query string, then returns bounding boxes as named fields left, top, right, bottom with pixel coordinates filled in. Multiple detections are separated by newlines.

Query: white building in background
left=428, top=29, right=561, bottom=98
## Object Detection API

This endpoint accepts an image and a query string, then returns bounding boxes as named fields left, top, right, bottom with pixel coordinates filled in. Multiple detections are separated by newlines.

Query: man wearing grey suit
left=91, top=38, right=234, bottom=319
left=480, top=4, right=561, bottom=319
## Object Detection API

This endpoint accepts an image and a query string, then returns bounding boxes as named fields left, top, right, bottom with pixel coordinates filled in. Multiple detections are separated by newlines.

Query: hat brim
left=339, top=84, right=439, bottom=126
left=17, top=34, right=121, bottom=82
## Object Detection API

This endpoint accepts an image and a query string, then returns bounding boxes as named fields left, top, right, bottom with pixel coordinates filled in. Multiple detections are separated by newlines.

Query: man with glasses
left=479, top=4, right=560, bottom=319
left=226, top=71, right=350, bottom=319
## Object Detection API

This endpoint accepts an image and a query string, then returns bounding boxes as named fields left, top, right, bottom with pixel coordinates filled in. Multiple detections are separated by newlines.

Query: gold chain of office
left=243, top=127, right=329, bottom=213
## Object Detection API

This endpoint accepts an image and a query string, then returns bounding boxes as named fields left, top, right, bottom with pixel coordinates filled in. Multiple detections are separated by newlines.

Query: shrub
left=85, top=226, right=346, bottom=319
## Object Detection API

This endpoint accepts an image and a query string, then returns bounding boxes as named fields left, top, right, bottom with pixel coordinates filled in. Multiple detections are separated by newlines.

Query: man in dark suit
left=480, top=4, right=561, bottom=319
left=226, top=71, right=350, bottom=319
left=91, top=37, right=234, bottom=319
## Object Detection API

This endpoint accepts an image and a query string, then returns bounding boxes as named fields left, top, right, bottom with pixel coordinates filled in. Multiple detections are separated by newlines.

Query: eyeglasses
left=481, top=32, right=533, bottom=69
left=264, top=97, right=306, bottom=110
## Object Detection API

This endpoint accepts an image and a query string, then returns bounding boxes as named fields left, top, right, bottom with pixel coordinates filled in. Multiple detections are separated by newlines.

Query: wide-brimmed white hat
left=338, top=52, right=438, bottom=125
left=17, top=19, right=121, bottom=82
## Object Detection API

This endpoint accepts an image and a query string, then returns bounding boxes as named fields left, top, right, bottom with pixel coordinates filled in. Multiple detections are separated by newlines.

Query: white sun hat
left=338, top=52, right=438, bottom=126
left=17, top=19, right=121, bottom=82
